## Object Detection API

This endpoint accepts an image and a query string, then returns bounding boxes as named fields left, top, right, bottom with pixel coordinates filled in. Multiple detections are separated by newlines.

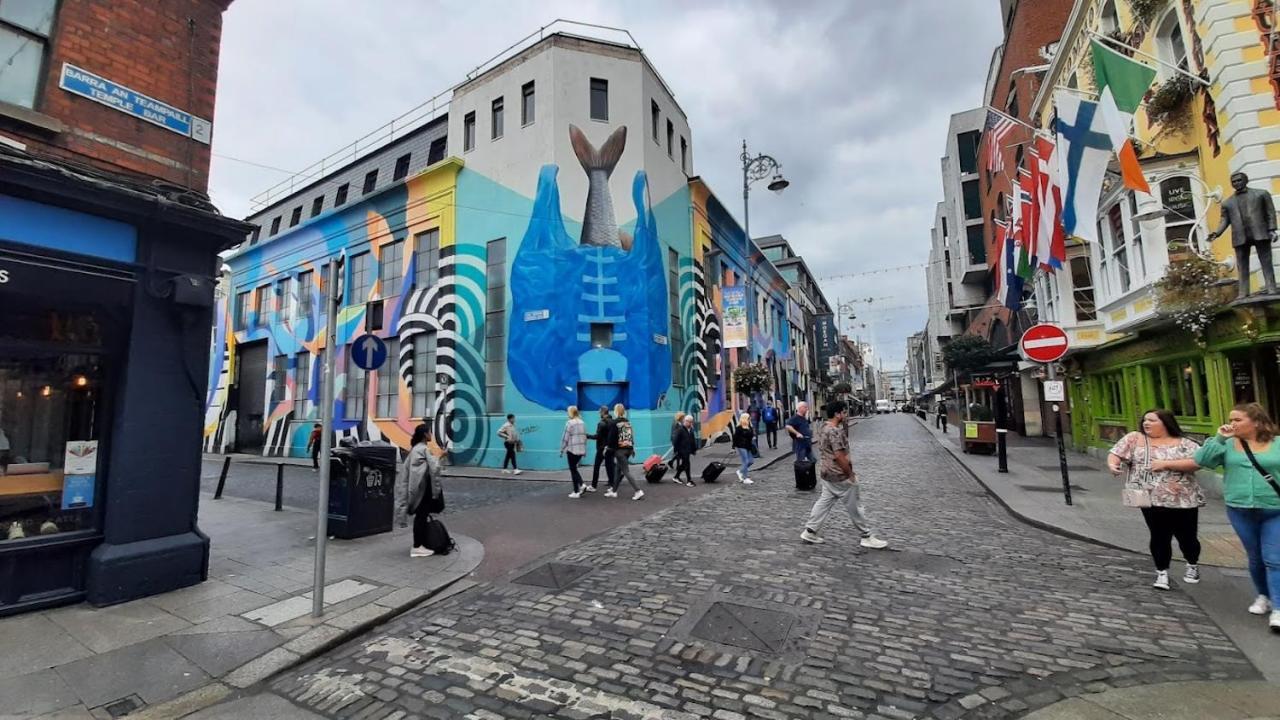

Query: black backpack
left=423, top=515, right=456, bottom=555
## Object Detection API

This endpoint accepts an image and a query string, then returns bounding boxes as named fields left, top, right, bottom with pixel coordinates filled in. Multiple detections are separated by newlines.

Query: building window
left=1126, top=192, right=1147, bottom=283
left=271, top=354, right=288, bottom=405
left=490, top=96, right=504, bottom=140
left=254, top=286, right=269, bottom=327
left=961, top=179, right=982, bottom=220
left=234, top=291, right=250, bottom=330
left=375, top=338, right=400, bottom=417
left=668, top=249, right=684, bottom=387
left=485, top=238, right=506, bottom=414
left=521, top=81, right=534, bottom=125
left=297, top=270, right=314, bottom=315
left=378, top=240, right=404, bottom=296
left=651, top=101, right=660, bottom=142
left=427, top=137, right=446, bottom=164
left=589, top=78, right=608, bottom=121
left=590, top=323, right=613, bottom=348
left=289, top=207, right=302, bottom=227
left=1152, top=358, right=1210, bottom=419
left=393, top=153, right=411, bottom=181
left=414, top=228, right=440, bottom=290
left=666, top=119, right=674, bottom=158
left=277, top=277, right=293, bottom=320
left=1155, top=9, right=1189, bottom=78
left=269, top=217, right=282, bottom=236
left=965, top=224, right=985, bottom=265
left=362, top=169, right=378, bottom=195
left=348, top=252, right=372, bottom=306
left=335, top=183, right=349, bottom=207
left=310, top=196, right=323, bottom=217
left=250, top=227, right=260, bottom=245
left=412, top=333, right=437, bottom=418
left=0, top=0, right=55, bottom=108
left=1069, top=256, right=1096, bottom=321
left=295, top=352, right=311, bottom=418
left=680, top=136, right=688, bottom=173
left=464, top=111, right=476, bottom=152
left=1100, top=0, right=1119, bottom=34
left=1005, top=89, right=1019, bottom=120
left=957, top=130, right=981, bottom=175
left=1104, top=199, right=1131, bottom=295
left=345, top=359, right=366, bottom=420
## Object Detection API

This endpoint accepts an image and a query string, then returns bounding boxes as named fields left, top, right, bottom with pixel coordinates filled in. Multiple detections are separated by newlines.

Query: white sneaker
left=512, top=469, right=522, bottom=476
left=735, top=469, right=744, bottom=482
left=603, top=490, right=617, bottom=498
left=859, top=536, right=889, bottom=550
left=568, top=491, right=582, bottom=499
left=1153, top=570, right=1171, bottom=591
left=410, top=547, right=434, bottom=557
left=1183, top=565, right=1200, bottom=584
left=800, top=529, right=825, bottom=544
left=501, top=469, right=511, bottom=474
left=1248, top=595, right=1273, bottom=615
left=585, top=485, right=597, bottom=493
left=1270, top=610, right=1280, bottom=634
left=632, top=490, right=645, bottom=501
left=741, top=477, right=754, bottom=485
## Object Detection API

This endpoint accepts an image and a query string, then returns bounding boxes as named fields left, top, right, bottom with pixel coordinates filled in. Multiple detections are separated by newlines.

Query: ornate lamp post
left=740, top=140, right=790, bottom=337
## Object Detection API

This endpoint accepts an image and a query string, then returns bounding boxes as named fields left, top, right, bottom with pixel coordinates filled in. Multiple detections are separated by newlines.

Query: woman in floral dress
left=1107, top=409, right=1205, bottom=591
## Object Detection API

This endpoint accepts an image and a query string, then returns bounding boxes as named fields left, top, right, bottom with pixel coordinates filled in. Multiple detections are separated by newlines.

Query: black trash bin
left=327, top=443, right=396, bottom=539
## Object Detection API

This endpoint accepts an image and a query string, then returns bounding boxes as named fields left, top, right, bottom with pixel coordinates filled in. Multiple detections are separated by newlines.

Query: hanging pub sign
left=1160, top=177, right=1196, bottom=220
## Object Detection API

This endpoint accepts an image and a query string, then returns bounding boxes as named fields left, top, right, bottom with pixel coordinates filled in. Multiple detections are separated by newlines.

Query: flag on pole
left=1016, top=170, right=1038, bottom=280
left=1091, top=39, right=1156, bottom=193
left=1055, top=91, right=1113, bottom=248
left=1031, top=136, right=1067, bottom=270
left=997, top=218, right=1023, bottom=310
left=983, top=109, right=1017, bottom=174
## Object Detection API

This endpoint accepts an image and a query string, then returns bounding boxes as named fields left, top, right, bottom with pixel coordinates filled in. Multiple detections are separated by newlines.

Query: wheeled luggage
left=701, top=461, right=726, bottom=483
left=794, top=459, right=817, bottom=491
left=644, top=462, right=668, bottom=484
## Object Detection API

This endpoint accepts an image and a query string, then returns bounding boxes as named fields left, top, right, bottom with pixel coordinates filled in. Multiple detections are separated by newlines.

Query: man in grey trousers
left=800, top=400, right=888, bottom=549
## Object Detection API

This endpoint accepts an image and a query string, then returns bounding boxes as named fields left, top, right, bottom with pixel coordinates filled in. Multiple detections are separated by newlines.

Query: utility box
left=327, top=443, right=396, bottom=539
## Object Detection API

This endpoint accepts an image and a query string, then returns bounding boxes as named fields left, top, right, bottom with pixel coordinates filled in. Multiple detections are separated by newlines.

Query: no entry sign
left=1020, top=324, right=1069, bottom=364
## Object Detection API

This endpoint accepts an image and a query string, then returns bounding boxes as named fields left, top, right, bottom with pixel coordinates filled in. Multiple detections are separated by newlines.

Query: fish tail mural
left=569, top=124, right=628, bottom=250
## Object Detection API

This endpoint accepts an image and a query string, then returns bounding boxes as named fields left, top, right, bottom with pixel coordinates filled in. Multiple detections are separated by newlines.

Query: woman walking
left=1155, top=403, right=1280, bottom=632
left=733, top=412, right=757, bottom=485
left=1107, top=409, right=1204, bottom=590
left=561, top=406, right=588, bottom=498
left=404, top=425, right=444, bottom=557
left=606, top=404, right=644, bottom=501
left=497, top=413, right=522, bottom=475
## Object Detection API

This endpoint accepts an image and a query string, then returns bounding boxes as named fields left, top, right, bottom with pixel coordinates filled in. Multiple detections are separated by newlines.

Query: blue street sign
left=58, top=63, right=211, bottom=144
left=351, top=334, right=388, bottom=371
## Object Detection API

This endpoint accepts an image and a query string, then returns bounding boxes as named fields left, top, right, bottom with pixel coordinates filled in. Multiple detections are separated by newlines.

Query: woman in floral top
left=1108, top=409, right=1204, bottom=591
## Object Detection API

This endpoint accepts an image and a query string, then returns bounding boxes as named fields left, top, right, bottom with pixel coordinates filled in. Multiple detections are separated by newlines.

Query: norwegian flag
left=983, top=109, right=1017, bottom=174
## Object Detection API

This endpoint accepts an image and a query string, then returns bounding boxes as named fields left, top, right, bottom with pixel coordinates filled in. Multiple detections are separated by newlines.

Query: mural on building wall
left=508, top=125, right=671, bottom=411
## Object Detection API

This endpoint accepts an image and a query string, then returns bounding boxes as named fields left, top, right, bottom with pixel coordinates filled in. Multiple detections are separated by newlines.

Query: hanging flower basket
left=1152, top=252, right=1231, bottom=336
left=831, top=381, right=853, bottom=395
left=1146, top=75, right=1196, bottom=132
left=732, top=362, right=773, bottom=396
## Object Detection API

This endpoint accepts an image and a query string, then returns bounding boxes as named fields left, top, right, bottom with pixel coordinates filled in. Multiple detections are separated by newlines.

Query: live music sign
left=1020, top=323, right=1069, bottom=364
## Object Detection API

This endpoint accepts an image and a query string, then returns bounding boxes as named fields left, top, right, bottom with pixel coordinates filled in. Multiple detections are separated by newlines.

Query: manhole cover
left=1035, top=465, right=1095, bottom=472
left=1019, top=483, right=1088, bottom=493
left=512, top=562, right=593, bottom=589
left=689, top=601, right=796, bottom=653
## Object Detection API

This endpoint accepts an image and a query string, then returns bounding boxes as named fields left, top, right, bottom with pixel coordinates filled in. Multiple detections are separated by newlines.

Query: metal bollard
left=214, top=456, right=231, bottom=499
left=275, top=463, right=284, bottom=511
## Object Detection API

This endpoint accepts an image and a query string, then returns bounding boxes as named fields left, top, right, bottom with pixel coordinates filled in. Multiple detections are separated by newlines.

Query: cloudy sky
left=209, top=0, right=1003, bottom=370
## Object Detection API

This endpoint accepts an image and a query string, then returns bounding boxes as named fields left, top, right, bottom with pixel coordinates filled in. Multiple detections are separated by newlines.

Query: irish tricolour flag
left=1090, top=39, right=1157, bottom=194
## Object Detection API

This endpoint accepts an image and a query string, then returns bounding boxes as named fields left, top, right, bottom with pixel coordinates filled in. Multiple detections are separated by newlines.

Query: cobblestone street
left=262, top=416, right=1260, bottom=719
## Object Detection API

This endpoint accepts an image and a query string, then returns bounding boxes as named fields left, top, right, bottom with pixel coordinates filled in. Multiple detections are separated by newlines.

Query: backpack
left=423, top=515, right=456, bottom=555
left=763, top=407, right=777, bottom=423
left=617, top=421, right=634, bottom=449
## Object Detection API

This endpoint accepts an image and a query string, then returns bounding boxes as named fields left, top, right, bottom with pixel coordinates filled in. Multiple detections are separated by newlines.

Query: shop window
left=234, top=291, right=250, bottom=331
left=271, top=354, right=288, bottom=405
left=485, top=238, right=506, bottom=414
left=521, top=81, right=535, bottom=126
left=412, top=333, right=437, bottom=418
left=1070, top=256, right=1097, bottom=321
left=589, top=78, right=608, bottom=121
left=375, top=338, right=400, bottom=417
left=294, top=352, right=311, bottom=418
left=414, top=228, right=440, bottom=290
left=297, top=271, right=314, bottom=315
left=1095, top=371, right=1126, bottom=417
left=348, top=252, right=372, bottom=307
left=345, top=359, right=366, bottom=420
left=1153, top=359, right=1210, bottom=420
left=0, top=0, right=55, bottom=108
left=378, top=240, right=404, bottom=297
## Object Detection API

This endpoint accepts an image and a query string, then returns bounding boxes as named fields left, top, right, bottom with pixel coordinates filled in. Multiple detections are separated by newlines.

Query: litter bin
left=327, top=442, right=397, bottom=539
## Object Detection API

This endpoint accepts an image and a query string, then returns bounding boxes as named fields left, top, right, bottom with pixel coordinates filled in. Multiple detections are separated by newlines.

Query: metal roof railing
left=247, top=20, right=650, bottom=214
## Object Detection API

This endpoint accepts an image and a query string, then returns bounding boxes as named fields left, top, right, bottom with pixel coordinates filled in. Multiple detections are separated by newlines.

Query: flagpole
left=1088, top=31, right=1210, bottom=88
left=1053, top=85, right=1100, bottom=100
left=986, top=105, right=1038, bottom=132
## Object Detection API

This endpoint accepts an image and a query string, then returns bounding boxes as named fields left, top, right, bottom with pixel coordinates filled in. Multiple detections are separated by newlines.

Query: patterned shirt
left=815, top=421, right=851, bottom=482
left=560, top=418, right=587, bottom=456
left=1109, top=432, right=1204, bottom=509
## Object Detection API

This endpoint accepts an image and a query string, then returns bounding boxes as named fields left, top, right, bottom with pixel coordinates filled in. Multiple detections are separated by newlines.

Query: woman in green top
left=1155, top=403, right=1280, bottom=633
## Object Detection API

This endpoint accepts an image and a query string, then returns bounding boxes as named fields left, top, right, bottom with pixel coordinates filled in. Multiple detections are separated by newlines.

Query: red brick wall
left=2, top=0, right=232, bottom=191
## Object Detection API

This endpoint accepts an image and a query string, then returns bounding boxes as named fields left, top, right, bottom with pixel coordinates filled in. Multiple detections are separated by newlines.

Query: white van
left=875, top=400, right=892, bottom=414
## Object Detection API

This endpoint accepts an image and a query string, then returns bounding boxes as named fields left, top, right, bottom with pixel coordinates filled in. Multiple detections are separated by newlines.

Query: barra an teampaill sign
left=59, top=63, right=211, bottom=144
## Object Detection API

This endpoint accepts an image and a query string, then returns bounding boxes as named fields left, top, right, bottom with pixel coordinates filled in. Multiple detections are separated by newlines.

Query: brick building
left=0, top=0, right=248, bottom=614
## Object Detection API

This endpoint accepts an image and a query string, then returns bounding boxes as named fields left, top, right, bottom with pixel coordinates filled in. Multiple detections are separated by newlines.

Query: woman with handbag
left=1155, top=403, right=1280, bottom=632
left=1108, top=409, right=1204, bottom=591
left=404, top=424, right=445, bottom=557
left=733, top=413, right=757, bottom=485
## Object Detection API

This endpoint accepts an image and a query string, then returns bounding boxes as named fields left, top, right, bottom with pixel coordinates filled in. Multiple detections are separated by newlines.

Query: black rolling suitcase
left=794, top=459, right=817, bottom=491
left=701, top=461, right=727, bottom=483
left=644, top=462, right=668, bottom=484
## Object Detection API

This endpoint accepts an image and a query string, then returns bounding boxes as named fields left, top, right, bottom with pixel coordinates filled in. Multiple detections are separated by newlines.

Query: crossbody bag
left=1239, top=440, right=1280, bottom=499
left=1121, top=434, right=1154, bottom=508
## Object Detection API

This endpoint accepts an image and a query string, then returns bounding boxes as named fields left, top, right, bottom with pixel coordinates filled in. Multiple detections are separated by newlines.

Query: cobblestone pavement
left=266, top=416, right=1259, bottom=719
left=200, top=459, right=564, bottom=514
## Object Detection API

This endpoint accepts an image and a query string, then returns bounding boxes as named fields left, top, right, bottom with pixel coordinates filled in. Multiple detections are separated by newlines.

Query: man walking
left=936, top=398, right=949, bottom=434
left=672, top=415, right=697, bottom=486
left=785, top=401, right=814, bottom=463
left=800, top=400, right=888, bottom=549
left=586, top=406, right=614, bottom=492
left=306, top=423, right=323, bottom=471
left=762, top=401, right=780, bottom=450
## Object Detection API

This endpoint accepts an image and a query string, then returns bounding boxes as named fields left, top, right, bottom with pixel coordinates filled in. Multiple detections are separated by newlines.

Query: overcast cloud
left=209, top=0, right=1003, bottom=370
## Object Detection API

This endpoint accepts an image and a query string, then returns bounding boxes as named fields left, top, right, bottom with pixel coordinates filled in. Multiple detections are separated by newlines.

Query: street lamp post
left=740, top=140, right=789, bottom=330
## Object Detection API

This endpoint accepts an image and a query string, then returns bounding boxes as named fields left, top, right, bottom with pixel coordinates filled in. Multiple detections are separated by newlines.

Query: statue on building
left=1207, top=172, right=1278, bottom=298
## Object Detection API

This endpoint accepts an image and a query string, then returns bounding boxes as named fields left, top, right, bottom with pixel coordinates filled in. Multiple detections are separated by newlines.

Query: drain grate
left=98, top=695, right=145, bottom=718
left=1019, top=483, right=1088, bottom=493
left=689, top=601, right=796, bottom=654
left=512, top=562, right=593, bottom=589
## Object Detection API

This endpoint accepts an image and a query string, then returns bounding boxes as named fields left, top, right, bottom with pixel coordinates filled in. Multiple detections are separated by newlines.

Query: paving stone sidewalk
left=230, top=414, right=1261, bottom=719
left=0, top=493, right=482, bottom=720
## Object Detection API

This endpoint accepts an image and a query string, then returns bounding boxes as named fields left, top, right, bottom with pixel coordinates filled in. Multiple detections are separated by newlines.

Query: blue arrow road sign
left=351, top=334, right=388, bottom=371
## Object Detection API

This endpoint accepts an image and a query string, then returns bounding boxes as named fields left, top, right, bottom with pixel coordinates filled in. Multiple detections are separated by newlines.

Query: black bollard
left=214, top=456, right=231, bottom=499
left=995, top=383, right=1009, bottom=473
left=275, top=463, right=284, bottom=511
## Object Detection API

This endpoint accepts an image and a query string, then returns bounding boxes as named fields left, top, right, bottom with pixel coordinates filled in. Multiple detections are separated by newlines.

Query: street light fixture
left=740, top=140, right=789, bottom=308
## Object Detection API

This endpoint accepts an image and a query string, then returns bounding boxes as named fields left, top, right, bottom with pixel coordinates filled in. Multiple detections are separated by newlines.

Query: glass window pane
left=0, top=28, right=43, bottom=108
left=0, top=0, right=55, bottom=35
left=962, top=180, right=982, bottom=220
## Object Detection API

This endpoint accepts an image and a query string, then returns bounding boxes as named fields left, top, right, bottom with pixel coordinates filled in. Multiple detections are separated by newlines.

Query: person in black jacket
left=586, top=406, right=615, bottom=492
left=733, top=412, right=757, bottom=485
left=672, top=415, right=697, bottom=486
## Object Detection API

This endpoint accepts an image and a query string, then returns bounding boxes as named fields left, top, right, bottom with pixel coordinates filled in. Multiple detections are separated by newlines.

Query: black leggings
left=765, top=424, right=778, bottom=448
left=412, top=510, right=432, bottom=549
left=567, top=452, right=584, bottom=492
left=503, top=442, right=518, bottom=469
left=1140, top=507, right=1201, bottom=571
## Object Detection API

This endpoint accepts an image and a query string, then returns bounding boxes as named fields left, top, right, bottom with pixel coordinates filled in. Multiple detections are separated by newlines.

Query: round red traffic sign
left=1020, top=323, right=1069, bottom=364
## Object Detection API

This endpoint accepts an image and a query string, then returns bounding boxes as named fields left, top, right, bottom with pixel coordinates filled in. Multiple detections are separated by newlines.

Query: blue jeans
left=736, top=448, right=754, bottom=479
left=1226, top=506, right=1280, bottom=604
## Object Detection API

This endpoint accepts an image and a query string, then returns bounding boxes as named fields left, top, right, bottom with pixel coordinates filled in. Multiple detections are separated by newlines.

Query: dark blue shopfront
left=0, top=163, right=248, bottom=615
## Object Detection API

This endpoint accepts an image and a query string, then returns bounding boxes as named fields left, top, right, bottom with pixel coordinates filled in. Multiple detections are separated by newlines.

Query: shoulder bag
left=1121, top=434, right=1153, bottom=508
left=1239, top=440, right=1280, bottom=499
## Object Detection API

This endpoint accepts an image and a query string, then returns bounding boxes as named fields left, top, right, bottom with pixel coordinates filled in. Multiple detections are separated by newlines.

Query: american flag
left=983, top=109, right=1016, bottom=174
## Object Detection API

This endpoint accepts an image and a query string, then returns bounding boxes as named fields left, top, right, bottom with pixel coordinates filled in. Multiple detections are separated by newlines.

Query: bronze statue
left=1207, top=172, right=1278, bottom=298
